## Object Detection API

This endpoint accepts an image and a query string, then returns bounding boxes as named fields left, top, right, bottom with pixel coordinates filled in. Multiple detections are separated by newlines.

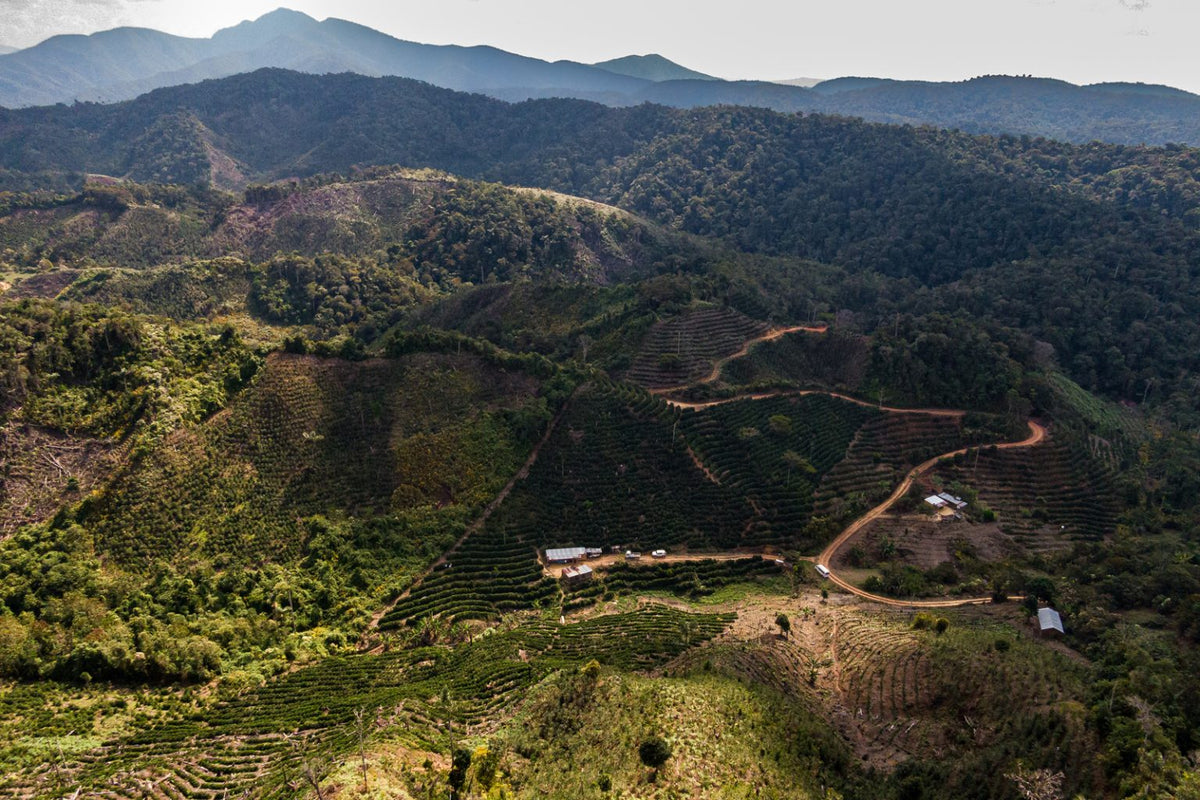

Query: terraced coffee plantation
left=0, top=605, right=734, bottom=799
left=677, top=394, right=878, bottom=548
left=379, top=380, right=754, bottom=628
left=9, top=71, right=1200, bottom=800
left=677, top=394, right=1003, bottom=550
left=811, top=410, right=995, bottom=522
left=829, top=611, right=1098, bottom=796
left=624, top=307, right=770, bottom=388
left=932, top=431, right=1120, bottom=546
left=82, top=352, right=544, bottom=565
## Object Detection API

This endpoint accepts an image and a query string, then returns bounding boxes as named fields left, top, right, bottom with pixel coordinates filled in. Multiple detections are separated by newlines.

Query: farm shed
left=1037, top=607, right=1064, bottom=636
left=925, top=495, right=948, bottom=508
left=545, top=547, right=587, bottom=564
left=561, top=564, right=594, bottom=586
left=937, top=492, right=968, bottom=510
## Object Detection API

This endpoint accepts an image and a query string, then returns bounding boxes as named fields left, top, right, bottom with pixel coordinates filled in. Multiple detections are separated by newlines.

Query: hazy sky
left=3, top=0, right=1197, bottom=92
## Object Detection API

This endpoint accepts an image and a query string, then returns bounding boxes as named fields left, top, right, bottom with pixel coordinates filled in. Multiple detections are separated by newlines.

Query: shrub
left=639, top=735, right=672, bottom=772
left=912, top=611, right=936, bottom=630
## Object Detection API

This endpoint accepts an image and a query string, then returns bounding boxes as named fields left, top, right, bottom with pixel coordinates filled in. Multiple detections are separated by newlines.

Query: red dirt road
left=815, top=421, right=1045, bottom=608
left=649, top=324, right=827, bottom=395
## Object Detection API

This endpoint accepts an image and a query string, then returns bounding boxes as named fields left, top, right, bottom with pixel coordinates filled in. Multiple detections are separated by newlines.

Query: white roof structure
left=561, top=564, right=593, bottom=581
left=545, top=547, right=587, bottom=563
left=925, top=495, right=947, bottom=508
left=1037, top=607, right=1064, bottom=634
left=937, top=492, right=968, bottom=509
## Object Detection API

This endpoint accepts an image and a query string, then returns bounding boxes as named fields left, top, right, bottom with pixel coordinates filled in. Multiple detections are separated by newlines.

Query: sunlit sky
left=2, top=0, right=1197, bottom=93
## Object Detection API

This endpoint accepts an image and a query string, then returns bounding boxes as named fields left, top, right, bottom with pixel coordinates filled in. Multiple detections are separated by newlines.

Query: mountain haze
left=593, top=54, right=716, bottom=82
left=0, top=8, right=649, bottom=108
left=2, top=9, right=1200, bottom=145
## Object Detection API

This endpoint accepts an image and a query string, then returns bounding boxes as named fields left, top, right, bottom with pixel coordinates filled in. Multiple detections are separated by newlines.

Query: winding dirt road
left=647, top=320, right=1049, bottom=609
left=815, top=420, right=1045, bottom=608
left=661, top=388, right=970, bottom=415
left=649, top=324, right=827, bottom=395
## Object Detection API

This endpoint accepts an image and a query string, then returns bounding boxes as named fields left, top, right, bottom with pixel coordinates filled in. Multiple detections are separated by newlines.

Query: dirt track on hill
left=660, top=388, right=970, bottom=415
left=649, top=324, right=827, bottom=395
left=368, top=321, right=1046, bottom=635
left=650, top=320, right=1048, bottom=609
left=540, top=549, right=774, bottom=578
left=814, top=421, right=1045, bottom=608
left=364, top=393, right=574, bottom=636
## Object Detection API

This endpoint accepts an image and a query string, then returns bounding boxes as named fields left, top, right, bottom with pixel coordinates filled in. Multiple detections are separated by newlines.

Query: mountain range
left=2, top=8, right=1199, bottom=146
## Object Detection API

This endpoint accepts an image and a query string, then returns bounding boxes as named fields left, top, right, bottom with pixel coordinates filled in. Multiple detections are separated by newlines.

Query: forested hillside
left=3, top=68, right=1200, bottom=800
left=3, top=72, right=1199, bottom=410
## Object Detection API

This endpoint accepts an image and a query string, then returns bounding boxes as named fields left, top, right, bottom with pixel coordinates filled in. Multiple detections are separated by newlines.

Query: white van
left=815, top=563, right=831, bottom=578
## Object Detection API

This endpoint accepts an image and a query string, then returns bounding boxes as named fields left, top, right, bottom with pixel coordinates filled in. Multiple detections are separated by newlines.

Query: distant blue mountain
left=593, top=54, right=715, bottom=82
left=2, top=9, right=1199, bottom=145
left=0, top=9, right=648, bottom=108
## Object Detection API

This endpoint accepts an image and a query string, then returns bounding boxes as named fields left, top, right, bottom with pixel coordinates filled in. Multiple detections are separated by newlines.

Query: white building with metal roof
left=1037, top=607, right=1064, bottom=635
left=545, top=547, right=587, bottom=563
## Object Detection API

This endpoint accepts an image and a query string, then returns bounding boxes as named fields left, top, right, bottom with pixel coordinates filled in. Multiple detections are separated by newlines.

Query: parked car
left=651, top=549, right=667, bottom=558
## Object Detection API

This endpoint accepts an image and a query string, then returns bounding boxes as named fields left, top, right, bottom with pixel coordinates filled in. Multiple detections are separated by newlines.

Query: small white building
left=561, top=564, right=594, bottom=586
left=1037, top=607, right=1064, bottom=637
left=545, top=547, right=587, bottom=564
left=937, top=492, right=968, bottom=510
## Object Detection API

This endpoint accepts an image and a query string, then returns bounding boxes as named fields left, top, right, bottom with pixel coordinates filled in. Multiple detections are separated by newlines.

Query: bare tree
left=1005, top=762, right=1065, bottom=800
left=353, top=707, right=372, bottom=791
left=285, top=731, right=335, bottom=800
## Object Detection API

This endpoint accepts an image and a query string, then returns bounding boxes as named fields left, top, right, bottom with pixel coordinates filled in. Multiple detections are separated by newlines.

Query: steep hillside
left=0, top=171, right=670, bottom=280
left=82, top=351, right=545, bottom=566
left=2, top=62, right=1200, bottom=800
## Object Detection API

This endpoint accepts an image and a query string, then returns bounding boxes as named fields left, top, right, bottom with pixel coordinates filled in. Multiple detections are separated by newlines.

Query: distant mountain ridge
left=593, top=54, right=716, bottom=82
left=2, top=9, right=1200, bottom=145
left=0, top=9, right=650, bottom=108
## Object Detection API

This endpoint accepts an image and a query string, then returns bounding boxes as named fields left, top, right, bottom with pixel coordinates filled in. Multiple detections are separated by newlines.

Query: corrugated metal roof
left=925, top=495, right=947, bottom=507
left=1038, top=607, right=1064, bottom=633
left=937, top=492, right=967, bottom=508
left=545, top=547, right=587, bottom=562
left=562, top=564, right=594, bottom=580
